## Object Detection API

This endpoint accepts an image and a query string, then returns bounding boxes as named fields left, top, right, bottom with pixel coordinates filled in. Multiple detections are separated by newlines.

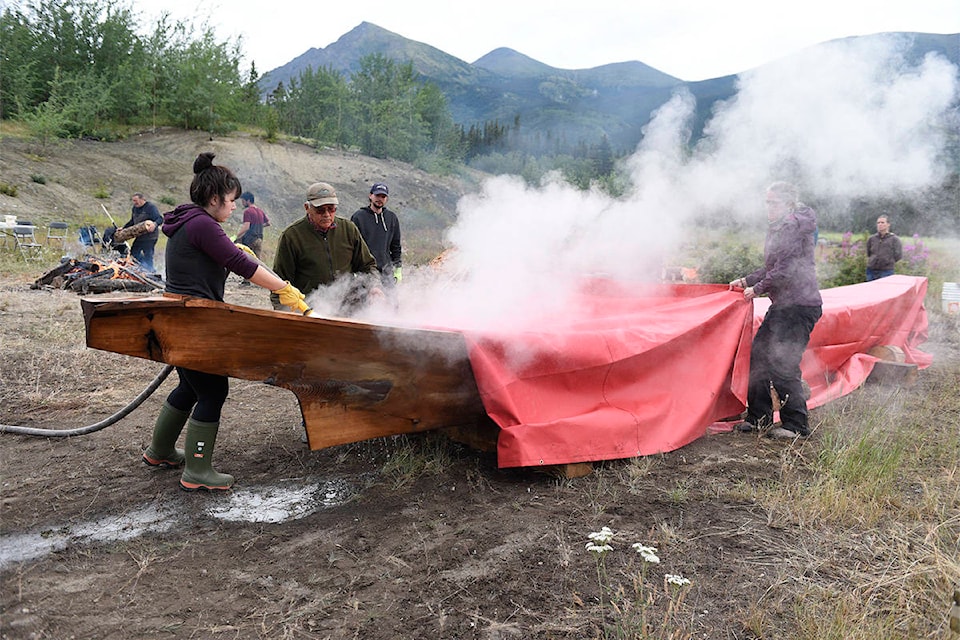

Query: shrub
left=30, top=174, right=47, bottom=184
left=694, top=237, right=765, bottom=284
left=93, top=183, right=110, bottom=199
left=818, top=231, right=867, bottom=288
left=0, top=183, right=18, bottom=197
left=896, top=234, right=931, bottom=277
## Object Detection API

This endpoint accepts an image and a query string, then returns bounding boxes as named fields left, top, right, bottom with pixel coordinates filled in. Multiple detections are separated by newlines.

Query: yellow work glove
left=271, top=281, right=311, bottom=314
left=236, top=243, right=257, bottom=259
left=393, top=266, right=402, bottom=283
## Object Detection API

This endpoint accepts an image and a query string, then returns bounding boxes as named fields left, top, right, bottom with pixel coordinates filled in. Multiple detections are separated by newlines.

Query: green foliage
left=1, top=0, right=251, bottom=137
left=0, top=182, right=18, bottom=197
left=158, top=195, right=177, bottom=206
left=268, top=65, right=352, bottom=146
left=351, top=54, right=430, bottom=162
left=261, top=106, right=280, bottom=142
left=818, top=232, right=868, bottom=288
left=691, top=237, right=765, bottom=284
left=22, top=91, right=71, bottom=146
left=30, top=174, right=46, bottom=184
left=92, top=182, right=110, bottom=199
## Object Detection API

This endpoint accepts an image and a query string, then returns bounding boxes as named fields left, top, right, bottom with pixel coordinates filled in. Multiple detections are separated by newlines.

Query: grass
left=740, top=366, right=960, bottom=639
left=373, top=332, right=958, bottom=639
left=2, top=234, right=959, bottom=639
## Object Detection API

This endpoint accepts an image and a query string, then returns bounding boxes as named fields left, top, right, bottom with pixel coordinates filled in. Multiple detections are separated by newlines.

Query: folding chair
left=78, top=225, right=104, bottom=253
left=13, top=225, right=44, bottom=261
left=46, top=221, right=69, bottom=248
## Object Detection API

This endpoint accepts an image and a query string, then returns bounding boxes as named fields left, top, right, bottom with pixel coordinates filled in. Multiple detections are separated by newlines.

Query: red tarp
left=463, top=275, right=931, bottom=468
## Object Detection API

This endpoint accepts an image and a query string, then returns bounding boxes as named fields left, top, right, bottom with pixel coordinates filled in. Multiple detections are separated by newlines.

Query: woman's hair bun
left=193, top=152, right=216, bottom=175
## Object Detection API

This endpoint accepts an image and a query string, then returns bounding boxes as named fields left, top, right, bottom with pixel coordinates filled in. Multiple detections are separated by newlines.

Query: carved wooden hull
left=81, top=295, right=493, bottom=450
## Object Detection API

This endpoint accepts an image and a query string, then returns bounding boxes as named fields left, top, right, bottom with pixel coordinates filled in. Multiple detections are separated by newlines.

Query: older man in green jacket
left=271, top=182, right=382, bottom=315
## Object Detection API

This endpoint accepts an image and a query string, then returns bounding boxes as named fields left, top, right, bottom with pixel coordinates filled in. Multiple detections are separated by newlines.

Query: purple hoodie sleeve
left=188, top=214, right=259, bottom=279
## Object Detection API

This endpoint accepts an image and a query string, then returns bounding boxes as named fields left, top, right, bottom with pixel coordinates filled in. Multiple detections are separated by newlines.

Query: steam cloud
left=353, top=34, right=958, bottom=333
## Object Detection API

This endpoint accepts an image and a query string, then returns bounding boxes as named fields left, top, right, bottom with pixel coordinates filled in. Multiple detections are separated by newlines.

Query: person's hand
left=368, top=286, right=386, bottom=300
left=729, top=277, right=746, bottom=290
left=743, top=286, right=757, bottom=300
left=393, top=267, right=402, bottom=283
left=272, top=281, right=310, bottom=314
left=144, top=220, right=157, bottom=232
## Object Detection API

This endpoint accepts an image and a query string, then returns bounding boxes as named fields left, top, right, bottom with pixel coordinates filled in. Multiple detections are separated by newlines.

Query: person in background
left=125, top=192, right=164, bottom=272
left=272, top=181, right=383, bottom=316
left=865, top=214, right=902, bottom=281
left=234, top=191, right=271, bottom=286
left=142, top=152, right=308, bottom=492
left=729, top=181, right=823, bottom=440
left=351, top=182, right=402, bottom=292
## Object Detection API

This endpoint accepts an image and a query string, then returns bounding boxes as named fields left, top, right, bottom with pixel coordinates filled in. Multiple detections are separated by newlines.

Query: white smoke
left=360, top=34, right=958, bottom=332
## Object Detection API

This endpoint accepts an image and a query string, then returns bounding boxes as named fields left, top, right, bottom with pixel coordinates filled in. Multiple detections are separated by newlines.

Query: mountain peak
left=473, top=48, right=556, bottom=76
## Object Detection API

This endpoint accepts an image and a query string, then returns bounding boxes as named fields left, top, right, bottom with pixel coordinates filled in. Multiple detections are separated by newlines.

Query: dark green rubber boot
left=179, top=419, right=235, bottom=491
left=142, top=402, right=189, bottom=469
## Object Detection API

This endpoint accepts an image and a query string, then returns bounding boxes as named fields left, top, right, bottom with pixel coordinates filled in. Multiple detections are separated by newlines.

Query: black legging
left=166, top=367, right=229, bottom=423
left=746, top=304, right=822, bottom=434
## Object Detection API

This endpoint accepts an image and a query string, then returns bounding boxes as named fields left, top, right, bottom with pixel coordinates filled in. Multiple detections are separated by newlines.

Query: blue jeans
left=866, top=268, right=894, bottom=281
left=131, top=238, right=157, bottom=273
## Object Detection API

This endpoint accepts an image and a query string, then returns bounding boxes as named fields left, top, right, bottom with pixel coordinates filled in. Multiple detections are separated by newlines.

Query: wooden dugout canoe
left=80, top=295, right=494, bottom=450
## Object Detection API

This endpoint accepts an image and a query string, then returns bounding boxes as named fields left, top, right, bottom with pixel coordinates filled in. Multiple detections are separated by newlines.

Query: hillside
left=0, top=127, right=485, bottom=263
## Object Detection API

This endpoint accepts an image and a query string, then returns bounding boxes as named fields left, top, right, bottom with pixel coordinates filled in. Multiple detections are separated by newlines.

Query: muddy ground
left=1, top=271, right=958, bottom=639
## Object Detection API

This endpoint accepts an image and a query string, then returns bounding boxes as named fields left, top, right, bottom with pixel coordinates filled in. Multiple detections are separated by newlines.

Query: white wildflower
left=585, top=542, right=613, bottom=555
left=632, top=543, right=660, bottom=564
left=587, top=526, right=615, bottom=544
left=665, top=574, right=691, bottom=587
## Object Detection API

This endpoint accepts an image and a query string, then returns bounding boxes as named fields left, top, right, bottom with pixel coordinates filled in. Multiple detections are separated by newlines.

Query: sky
left=132, top=0, right=960, bottom=81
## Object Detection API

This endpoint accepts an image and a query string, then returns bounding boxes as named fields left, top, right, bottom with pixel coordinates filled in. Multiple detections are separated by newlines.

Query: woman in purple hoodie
left=142, top=152, right=308, bottom=491
left=730, top=181, right=823, bottom=440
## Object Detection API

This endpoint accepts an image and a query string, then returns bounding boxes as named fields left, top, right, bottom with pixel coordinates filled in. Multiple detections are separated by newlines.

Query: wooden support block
left=867, top=360, right=918, bottom=387
left=441, top=420, right=500, bottom=453
left=534, top=462, right=594, bottom=479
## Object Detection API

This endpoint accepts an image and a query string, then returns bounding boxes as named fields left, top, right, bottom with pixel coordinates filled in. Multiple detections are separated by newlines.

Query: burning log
left=32, top=254, right=163, bottom=294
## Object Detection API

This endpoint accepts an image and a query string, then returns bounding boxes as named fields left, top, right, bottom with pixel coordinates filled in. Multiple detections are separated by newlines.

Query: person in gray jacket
left=730, top=181, right=823, bottom=439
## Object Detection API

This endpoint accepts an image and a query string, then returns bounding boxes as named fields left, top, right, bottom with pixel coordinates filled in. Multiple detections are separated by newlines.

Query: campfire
left=32, top=254, right=163, bottom=293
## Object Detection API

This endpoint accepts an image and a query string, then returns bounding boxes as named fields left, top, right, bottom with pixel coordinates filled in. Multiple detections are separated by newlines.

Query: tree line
left=0, top=0, right=622, bottom=186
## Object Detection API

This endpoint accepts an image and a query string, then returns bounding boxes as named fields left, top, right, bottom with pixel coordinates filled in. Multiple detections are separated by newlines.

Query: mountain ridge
left=259, top=25, right=958, bottom=153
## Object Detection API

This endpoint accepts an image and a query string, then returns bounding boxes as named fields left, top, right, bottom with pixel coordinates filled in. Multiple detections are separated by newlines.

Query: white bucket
left=943, top=282, right=960, bottom=315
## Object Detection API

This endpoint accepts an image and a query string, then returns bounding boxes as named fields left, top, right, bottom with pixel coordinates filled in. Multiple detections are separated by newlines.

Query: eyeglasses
left=313, top=204, right=337, bottom=214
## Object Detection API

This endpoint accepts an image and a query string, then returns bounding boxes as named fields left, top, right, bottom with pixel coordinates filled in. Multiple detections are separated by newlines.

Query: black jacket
left=350, top=206, right=401, bottom=273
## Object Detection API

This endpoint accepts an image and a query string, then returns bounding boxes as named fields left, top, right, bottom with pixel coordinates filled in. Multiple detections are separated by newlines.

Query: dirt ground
left=1, top=269, right=957, bottom=639
left=1, top=129, right=958, bottom=639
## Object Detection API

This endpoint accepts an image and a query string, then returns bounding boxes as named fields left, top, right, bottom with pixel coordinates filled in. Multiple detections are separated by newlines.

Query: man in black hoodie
left=729, top=181, right=823, bottom=440
left=351, top=182, right=402, bottom=291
